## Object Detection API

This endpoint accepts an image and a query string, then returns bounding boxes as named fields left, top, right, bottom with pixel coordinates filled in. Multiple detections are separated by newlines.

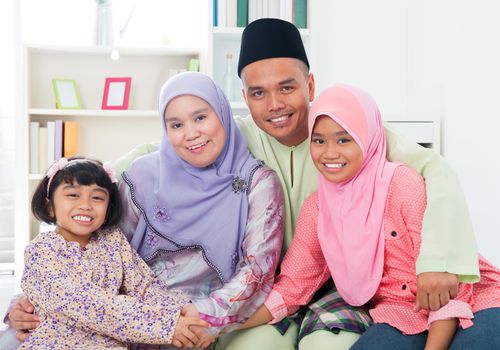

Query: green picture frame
left=52, top=78, right=82, bottom=109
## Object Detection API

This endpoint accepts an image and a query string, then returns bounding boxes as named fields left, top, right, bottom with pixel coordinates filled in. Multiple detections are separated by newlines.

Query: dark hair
left=31, top=157, right=122, bottom=229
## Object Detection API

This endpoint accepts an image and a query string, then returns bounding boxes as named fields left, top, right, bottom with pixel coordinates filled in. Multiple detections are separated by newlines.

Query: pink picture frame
left=102, top=77, right=132, bottom=110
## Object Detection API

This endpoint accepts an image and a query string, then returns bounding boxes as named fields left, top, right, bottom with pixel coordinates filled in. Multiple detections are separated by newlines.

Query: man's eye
left=281, top=86, right=293, bottom=93
left=251, top=91, right=263, bottom=98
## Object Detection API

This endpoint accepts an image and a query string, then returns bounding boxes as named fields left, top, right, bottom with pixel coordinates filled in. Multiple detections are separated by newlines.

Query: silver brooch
left=232, top=177, right=247, bottom=194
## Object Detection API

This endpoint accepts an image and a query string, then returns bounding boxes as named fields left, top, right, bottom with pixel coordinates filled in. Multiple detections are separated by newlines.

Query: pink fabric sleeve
left=264, top=289, right=290, bottom=324
left=428, top=299, right=474, bottom=329
left=269, top=193, right=331, bottom=321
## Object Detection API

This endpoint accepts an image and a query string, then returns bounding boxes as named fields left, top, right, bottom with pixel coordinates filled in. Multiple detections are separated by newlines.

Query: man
left=8, top=18, right=479, bottom=350
left=217, top=18, right=479, bottom=350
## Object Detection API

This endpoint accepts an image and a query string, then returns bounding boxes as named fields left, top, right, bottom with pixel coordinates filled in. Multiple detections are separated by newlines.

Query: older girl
left=242, top=84, right=500, bottom=350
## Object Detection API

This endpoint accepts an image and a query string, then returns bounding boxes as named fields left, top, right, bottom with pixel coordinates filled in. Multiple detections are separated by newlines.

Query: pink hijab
left=308, top=84, right=400, bottom=306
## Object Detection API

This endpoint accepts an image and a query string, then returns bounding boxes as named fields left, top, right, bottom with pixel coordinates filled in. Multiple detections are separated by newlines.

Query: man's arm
left=112, top=142, right=159, bottom=181
left=385, top=125, right=479, bottom=311
left=385, top=125, right=479, bottom=281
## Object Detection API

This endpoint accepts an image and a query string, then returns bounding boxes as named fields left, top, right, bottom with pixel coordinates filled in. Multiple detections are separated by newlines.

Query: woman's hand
left=180, top=304, right=216, bottom=349
left=8, top=296, right=39, bottom=342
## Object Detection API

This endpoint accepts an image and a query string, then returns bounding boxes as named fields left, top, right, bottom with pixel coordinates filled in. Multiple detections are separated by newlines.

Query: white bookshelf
left=14, top=44, right=202, bottom=280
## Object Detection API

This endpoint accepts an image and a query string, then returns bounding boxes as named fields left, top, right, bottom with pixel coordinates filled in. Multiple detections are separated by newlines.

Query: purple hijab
left=122, top=72, right=262, bottom=283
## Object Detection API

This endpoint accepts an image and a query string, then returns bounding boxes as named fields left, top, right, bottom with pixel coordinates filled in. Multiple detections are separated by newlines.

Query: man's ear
left=308, top=73, right=315, bottom=102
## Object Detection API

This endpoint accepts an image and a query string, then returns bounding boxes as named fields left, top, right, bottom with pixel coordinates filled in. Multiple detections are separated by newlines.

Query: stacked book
left=214, top=0, right=307, bottom=29
left=29, top=120, right=78, bottom=174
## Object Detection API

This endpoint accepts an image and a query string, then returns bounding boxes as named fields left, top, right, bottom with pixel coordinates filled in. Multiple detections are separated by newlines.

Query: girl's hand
left=8, top=296, right=40, bottom=342
left=181, top=303, right=216, bottom=349
left=172, top=314, right=210, bottom=348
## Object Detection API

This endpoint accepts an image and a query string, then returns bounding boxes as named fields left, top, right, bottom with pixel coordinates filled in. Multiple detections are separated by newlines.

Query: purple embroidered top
left=119, top=166, right=284, bottom=338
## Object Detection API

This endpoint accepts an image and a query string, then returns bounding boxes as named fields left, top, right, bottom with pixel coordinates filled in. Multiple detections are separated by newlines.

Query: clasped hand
left=172, top=303, right=216, bottom=349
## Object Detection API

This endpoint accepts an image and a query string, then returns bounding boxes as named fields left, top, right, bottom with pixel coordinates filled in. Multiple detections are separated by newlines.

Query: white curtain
left=0, top=0, right=16, bottom=268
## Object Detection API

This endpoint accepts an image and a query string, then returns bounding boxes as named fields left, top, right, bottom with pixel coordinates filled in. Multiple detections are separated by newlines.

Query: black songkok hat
left=237, top=18, right=309, bottom=77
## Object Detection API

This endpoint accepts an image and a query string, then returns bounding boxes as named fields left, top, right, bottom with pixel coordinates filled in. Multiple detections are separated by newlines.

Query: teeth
left=73, top=215, right=92, bottom=222
left=269, top=115, right=288, bottom=123
left=324, top=163, right=345, bottom=168
left=188, top=142, right=207, bottom=150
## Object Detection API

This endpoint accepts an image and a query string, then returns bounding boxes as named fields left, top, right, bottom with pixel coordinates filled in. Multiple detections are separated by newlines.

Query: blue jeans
left=350, top=308, right=500, bottom=350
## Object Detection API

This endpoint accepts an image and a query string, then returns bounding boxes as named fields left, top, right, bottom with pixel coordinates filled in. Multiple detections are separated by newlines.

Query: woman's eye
left=92, top=196, right=104, bottom=201
left=195, top=115, right=206, bottom=122
left=312, top=138, right=324, bottom=144
left=170, top=123, right=182, bottom=129
left=338, top=138, right=351, bottom=144
left=66, top=193, right=78, bottom=198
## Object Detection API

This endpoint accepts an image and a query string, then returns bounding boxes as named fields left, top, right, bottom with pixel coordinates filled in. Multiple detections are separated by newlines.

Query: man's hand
left=8, top=296, right=39, bottom=342
left=416, top=272, right=459, bottom=311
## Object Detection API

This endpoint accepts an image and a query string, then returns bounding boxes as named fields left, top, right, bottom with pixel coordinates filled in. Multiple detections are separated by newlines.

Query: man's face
left=241, top=57, right=315, bottom=147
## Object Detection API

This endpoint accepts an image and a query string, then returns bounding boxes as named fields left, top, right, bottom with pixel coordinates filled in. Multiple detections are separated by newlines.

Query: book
left=237, top=0, right=248, bottom=27
left=268, top=0, right=280, bottom=19
left=29, top=122, right=40, bottom=174
left=63, top=121, right=78, bottom=158
left=280, top=0, right=293, bottom=23
left=38, top=126, right=48, bottom=174
left=54, top=119, right=63, bottom=160
left=249, top=0, right=258, bottom=23
left=226, top=0, right=237, bottom=27
left=218, top=0, right=226, bottom=28
left=47, top=121, right=55, bottom=167
left=213, top=0, right=218, bottom=26
left=293, top=0, right=307, bottom=28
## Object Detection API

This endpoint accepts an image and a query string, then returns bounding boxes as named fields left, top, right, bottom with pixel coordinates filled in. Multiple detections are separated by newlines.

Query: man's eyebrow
left=246, top=77, right=298, bottom=93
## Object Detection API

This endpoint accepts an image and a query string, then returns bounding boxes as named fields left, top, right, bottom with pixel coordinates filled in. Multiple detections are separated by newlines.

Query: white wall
left=310, top=0, right=500, bottom=265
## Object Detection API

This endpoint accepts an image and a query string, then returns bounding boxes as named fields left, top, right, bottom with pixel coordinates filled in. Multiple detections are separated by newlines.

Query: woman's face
left=164, top=95, right=225, bottom=167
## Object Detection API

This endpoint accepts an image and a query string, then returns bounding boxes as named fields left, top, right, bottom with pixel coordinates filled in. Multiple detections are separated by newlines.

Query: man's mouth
left=267, top=113, right=292, bottom=125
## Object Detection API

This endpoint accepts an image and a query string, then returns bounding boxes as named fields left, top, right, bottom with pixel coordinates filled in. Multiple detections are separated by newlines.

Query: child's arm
left=21, top=236, right=207, bottom=346
left=238, top=304, right=272, bottom=330
left=240, top=193, right=331, bottom=331
left=425, top=319, right=458, bottom=350
left=385, top=125, right=479, bottom=288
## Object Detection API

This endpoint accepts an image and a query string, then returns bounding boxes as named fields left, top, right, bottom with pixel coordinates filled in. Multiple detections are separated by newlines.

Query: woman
left=119, top=72, right=284, bottom=348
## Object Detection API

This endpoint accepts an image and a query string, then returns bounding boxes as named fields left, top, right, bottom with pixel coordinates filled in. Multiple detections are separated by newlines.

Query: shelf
left=29, top=108, right=158, bottom=118
left=26, top=45, right=202, bottom=57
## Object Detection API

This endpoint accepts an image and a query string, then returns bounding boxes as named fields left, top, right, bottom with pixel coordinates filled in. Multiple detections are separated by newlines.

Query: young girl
left=18, top=157, right=208, bottom=349
left=242, top=84, right=500, bottom=349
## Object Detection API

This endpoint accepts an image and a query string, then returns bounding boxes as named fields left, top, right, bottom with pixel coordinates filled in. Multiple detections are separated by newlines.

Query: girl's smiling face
left=51, top=181, right=109, bottom=247
left=164, top=95, right=225, bottom=168
left=310, top=115, right=363, bottom=183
